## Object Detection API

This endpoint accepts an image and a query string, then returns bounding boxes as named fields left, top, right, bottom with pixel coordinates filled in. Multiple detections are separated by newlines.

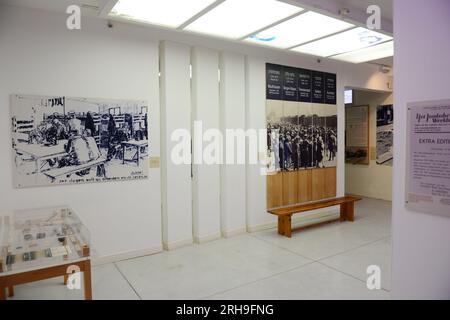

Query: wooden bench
left=44, top=158, right=107, bottom=182
left=268, top=196, right=362, bottom=238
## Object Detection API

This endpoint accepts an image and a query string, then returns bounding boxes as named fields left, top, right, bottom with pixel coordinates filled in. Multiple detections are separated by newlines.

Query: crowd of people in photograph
left=267, top=121, right=337, bottom=171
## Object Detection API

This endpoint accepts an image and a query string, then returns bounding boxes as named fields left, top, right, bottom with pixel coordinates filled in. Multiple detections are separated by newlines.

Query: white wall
left=392, top=0, right=450, bottom=299
left=160, top=41, right=193, bottom=249
left=245, top=57, right=268, bottom=231
left=346, top=90, right=393, bottom=201
left=220, top=52, right=247, bottom=237
left=191, top=46, right=221, bottom=243
left=0, top=5, right=162, bottom=261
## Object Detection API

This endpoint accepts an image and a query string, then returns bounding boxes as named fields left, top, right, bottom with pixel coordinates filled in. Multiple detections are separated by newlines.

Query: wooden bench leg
left=278, top=217, right=285, bottom=235
left=340, top=203, right=347, bottom=221
left=64, top=274, right=69, bottom=285
left=346, top=202, right=355, bottom=222
left=283, top=216, right=292, bottom=238
left=0, top=287, right=5, bottom=300
left=340, top=202, right=355, bottom=222
left=8, top=286, right=14, bottom=297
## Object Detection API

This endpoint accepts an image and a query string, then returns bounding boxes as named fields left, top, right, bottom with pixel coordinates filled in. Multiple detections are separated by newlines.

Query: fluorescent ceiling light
left=184, top=0, right=303, bottom=39
left=291, top=27, right=393, bottom=57
left=331, top=41, right=394, bottom=63
left=245, top=11, right=354, bottom=49
left=109, top=0, right=218, bottom=28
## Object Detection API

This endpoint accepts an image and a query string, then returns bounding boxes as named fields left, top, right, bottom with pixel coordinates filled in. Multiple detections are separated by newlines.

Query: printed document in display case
left=0, top=206, right=92, bottom=299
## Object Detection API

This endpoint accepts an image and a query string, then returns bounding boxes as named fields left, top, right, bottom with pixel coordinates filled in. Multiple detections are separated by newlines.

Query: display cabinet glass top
left=0, top=206, right=90, bottom=275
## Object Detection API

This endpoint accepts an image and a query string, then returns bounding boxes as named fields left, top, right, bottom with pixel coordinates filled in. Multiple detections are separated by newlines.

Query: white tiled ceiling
left=0, top=0, right=394, bottom=64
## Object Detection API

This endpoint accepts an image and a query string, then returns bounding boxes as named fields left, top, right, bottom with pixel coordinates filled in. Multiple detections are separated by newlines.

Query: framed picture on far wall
left=376, top=104, right=394, bottom=166
left=345, top=105, right=370, bottom=165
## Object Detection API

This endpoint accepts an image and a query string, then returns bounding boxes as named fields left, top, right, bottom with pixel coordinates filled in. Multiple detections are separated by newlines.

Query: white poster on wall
left=406, top=100, right=450, bottom=217
left=11, top=94, right=149, bottom=188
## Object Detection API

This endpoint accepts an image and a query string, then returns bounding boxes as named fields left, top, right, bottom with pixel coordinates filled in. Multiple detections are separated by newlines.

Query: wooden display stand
left=0, top=245, right=92, bottom=300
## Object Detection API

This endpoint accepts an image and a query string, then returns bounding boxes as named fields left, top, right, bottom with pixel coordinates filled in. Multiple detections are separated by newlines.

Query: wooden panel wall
left=267, top=173, right=283, bottom=209
left=324, top=167, right=337, bottom=199
left=298, top=170, right=312, bottom=203
left=267, top=168, right=336, bottom=209
left=312, top=168, right=326, bottom=201
left=282, top=171, right=298, bottom=205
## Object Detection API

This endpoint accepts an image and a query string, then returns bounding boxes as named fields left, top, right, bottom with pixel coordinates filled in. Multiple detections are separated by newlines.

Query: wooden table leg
left=64, top=274, right=68, bottom=285
left=83, top=260, right=92, bottom=300
left=8, top=286, right=14, bottom=297
left=278, top=217, right=285, bottom=235
left=0, top=287, right=5, bottom=300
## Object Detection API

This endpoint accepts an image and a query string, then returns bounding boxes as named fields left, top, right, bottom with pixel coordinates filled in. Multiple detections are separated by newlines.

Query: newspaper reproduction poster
left=406, top=100, right=450, bottom=217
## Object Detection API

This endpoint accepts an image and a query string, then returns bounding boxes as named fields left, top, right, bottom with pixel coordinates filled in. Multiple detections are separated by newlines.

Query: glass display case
left=0, top=206, right=90, bottom=275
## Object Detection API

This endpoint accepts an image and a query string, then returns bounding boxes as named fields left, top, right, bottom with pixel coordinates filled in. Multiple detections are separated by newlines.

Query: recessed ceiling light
left=109, top=0, right=218, bottom=28
left=184, top=0, right=303, bottom=39
left=330, top=41, right=394, bottom=63
left=291, top=27, right=393, bottom=57
left=245, top=11, right=354, bottom=49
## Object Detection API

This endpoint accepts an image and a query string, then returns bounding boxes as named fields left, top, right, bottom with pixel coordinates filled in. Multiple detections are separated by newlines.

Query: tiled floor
left=7, top=197, right=392, bottom=300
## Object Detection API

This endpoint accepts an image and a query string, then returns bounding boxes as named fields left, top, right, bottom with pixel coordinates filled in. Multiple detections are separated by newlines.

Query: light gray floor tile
left=321, top=237, right=391, bottom=291
left=116, top=235, right=311, bottom=300
left=208, top=262, right=390, bottom=300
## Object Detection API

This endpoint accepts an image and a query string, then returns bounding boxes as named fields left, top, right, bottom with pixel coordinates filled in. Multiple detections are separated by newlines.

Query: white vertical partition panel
left=191, top=46, right=222, bottom=243
left=245, top=57, right=273, bottom=231
left=220, top=52, right=247, bottom=237
left=160, top=41, right=193, bottom=250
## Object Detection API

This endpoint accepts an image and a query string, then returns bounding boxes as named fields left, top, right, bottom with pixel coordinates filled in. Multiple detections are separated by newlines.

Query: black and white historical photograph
left=266, top=100, right=284, bottom=172
left=267, top=101, right=337, bottom=172
left=345, top=105, right=369, bottom=165
left=11, top=94, right=149, bottom=188
left=376, top=104, right=394, bottom=166
left=312, top=104, right=338, bottom=168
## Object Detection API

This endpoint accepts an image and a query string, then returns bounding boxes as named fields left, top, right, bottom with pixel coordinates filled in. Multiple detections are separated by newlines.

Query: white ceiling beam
left=279, top=0, right=393, bottom=35
left=177, top=0, right=225, bottom=30
left=98, top=0, right=118, bottom=18
left=237, top=9, right=308, bottom=41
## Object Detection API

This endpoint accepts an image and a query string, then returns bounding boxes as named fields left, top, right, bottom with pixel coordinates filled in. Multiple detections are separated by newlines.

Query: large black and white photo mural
left=11, top=94, right=149, bottom=188
left=266, top=64, right=338, bottom=173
